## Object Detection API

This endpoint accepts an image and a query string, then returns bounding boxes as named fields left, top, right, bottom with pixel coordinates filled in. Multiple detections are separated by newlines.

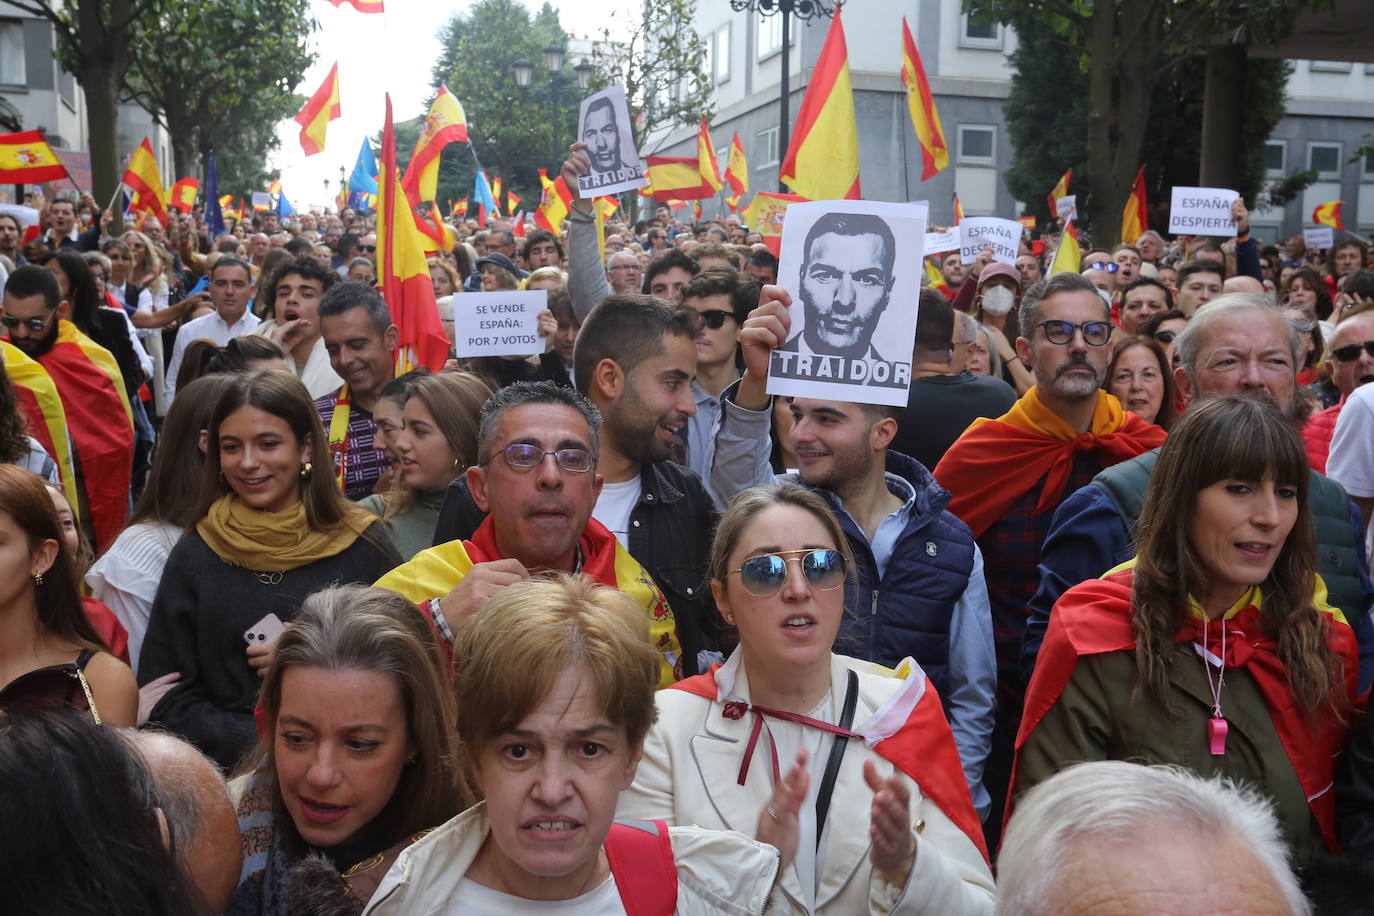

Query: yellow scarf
left=197, top=494, right=375, bottom=572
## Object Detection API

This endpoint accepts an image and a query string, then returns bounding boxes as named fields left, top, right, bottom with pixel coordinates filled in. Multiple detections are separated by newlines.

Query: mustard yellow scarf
left=197, top=494, right=375, bottom=572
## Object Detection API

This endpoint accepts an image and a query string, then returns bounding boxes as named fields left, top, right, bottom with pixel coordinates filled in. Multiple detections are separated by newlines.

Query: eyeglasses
left=1332, top=341, right=1374, bottom=362
left=697, top=309, right=735, bottom=330
left=727, top=548, right=847, bottom=597
left=609, top=264, right=639, bottom=271
left=358, top=245, right=376, bottom=253
left=488, top=443, right=594, bottom=473
left=1153, top=330, right=1178, bottom=344
left=1086, top=261, right=1120, bottom=273
left=0, top=311, right=54, bottom=333
left=1038, top=319, right=1112, bottom=346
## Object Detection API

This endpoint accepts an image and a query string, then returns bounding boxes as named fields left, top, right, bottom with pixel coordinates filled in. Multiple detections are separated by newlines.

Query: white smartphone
left=244, top=613, right=286, bottom=647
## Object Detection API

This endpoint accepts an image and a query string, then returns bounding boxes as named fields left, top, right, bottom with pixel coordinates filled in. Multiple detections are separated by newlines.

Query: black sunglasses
left=1038, top=319, right=1112, bottom=346
left=0, top=312, right=54, bottom=332
left=727, top=548, right=846, bottom=597
left=1332, top=341, right=1374, bottom=363
left=697, top=309, right=735, bottom=330
left=358, top=244, right=377, bottom=253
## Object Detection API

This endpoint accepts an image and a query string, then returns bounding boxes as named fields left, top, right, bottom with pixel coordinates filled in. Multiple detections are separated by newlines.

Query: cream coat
left=618, top=651, right=996, bottom=915
left=363, top=802, right=781, bottom=915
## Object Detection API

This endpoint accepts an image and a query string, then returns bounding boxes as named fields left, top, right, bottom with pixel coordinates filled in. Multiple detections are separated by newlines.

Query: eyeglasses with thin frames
left=485, top=443, right=594, bottom=473
left=726, top=548, right=847, bottom=597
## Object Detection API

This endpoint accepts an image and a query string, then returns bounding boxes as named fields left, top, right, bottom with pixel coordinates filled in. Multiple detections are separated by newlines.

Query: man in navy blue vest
left=787, top=394, right=996, bottom=820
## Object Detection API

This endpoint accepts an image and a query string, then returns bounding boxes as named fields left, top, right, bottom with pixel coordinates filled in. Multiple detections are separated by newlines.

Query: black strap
left=814, top=669, right=859, bottom=850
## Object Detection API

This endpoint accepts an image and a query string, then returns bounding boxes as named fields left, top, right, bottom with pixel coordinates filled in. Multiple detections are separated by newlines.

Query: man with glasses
left=604, top=249, right=642, bottom=294
left=376, top=380, right=684, bottom=686
left=1303, top=306, right=1374, bottom=472
left=933, top=271, right=1167, bottom=840
left=787, top=387, right=996, bottom=818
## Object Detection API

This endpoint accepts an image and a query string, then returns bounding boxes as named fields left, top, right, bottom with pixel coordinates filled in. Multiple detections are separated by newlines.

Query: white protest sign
left=453, top=290, right=548, bottom=358
left=1168, top=186, right=1239, bottom=235
left=250, top=191, right=271, bottom=211
left=924, top=228, right=959, bottom=255
left=1056, top=194, right=1077, bottom=221
left=576, top=85, right=646, bottom=197
left=1304, top=226, right=1334, bottom=250
left=0, top=204, right=39, bottom=227
left=959, top=217, right=1020, bottom=265
left=767, top=200, right=927, bottom=408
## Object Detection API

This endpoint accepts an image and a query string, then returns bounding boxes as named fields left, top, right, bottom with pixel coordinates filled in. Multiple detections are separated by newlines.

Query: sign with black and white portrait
left=767, top=200, right=927, bottom=408
left=575, top=85, right=646, bottom=197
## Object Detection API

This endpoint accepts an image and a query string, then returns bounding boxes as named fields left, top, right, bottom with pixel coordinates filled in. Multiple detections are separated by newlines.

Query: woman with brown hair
left=1102, top=336, right=1176, bottom=430
left=0, top=464, right=137, bottom=725
left=1014, top=396, right=1359, bottom=863
left=138, top=371, right=398, bottom=770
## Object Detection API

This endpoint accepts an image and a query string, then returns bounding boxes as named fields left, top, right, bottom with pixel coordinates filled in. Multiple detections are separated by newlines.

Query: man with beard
left=2, top=266, right=133, bottom=551
left=376, top=381, right=683, bottom=686
left=933, top=271, right=1167, bottom=841
left=1304, top=308, right=1374, bottom=472
left=1022, top=294, right=1374, bottom=689
left=931, top=251, right=967, bottom=300
left=786, top=393, right=996, bottom=818
left=781, top=212, right=897, bottom=361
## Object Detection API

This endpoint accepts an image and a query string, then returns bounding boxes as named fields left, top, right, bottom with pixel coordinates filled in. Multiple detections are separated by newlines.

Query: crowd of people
left=2, top=137, right=1374, bottom=914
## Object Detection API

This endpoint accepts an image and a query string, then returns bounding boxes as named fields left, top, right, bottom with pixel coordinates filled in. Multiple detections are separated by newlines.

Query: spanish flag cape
left=1, top=341, right=78, bottom=514
left=375, top=515, right=683, bottom=687
left=36, top=321, right=133, bottom=553
left=1014, top=562, right=1360, bottom=851
left=669, top=654, right=989, bottom=863
left=933, top=387, right=1166, bottom=539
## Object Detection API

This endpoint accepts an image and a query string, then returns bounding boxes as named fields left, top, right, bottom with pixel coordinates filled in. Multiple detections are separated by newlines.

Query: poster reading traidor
left=767, top=200, right=927, bottom=408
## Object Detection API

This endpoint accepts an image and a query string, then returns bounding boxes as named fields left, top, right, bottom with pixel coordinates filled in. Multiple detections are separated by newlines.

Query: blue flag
left=206, top=152, right=225, bottom=239
left=472, top=169, right=499, bottom=223
left=276, top=189, right=294, bottom=219
left=347, top=138, right=378, bottom=212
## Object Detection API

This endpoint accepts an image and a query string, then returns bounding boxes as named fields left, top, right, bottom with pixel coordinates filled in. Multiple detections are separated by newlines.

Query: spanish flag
left=646, top=155, right=714, bottom=202
left=1017, top=215, right=1036, bottom=231
left=452, top=197, right=468, bottom=217
left=1313, top=201, right=1344, bottom=231
left=596, top=196, right=619, bottom=220
left=376, top=93, right=450, bottom=374
left=901, top=18, right=948, bottom=181
left=294, top=63, right=342, bottom=157
left=328, top=0, right=384, bottom=10
left=169, top=177, right=199, bottom=213
left=121, top=137, right=168, bottom=228
left=953, top=193, right=965, bottom=223
left=724, top=131, right=748, bottom=209
left=0, top=130, right=70, bottom=183
left=402, top=85, right=469, bottom=203
left=491, top=175, right=504, bottom=215
left=1, top=341, right=78, bottom=518
left=779, top=8, right=860, bottom=201
left=1121, top=164, right=1148, bottom=245
left=1047, top=168, right=1072, bottom=220
left=743, top=191, right=806, bottom=257
left=535, top=168, right=572, bottom=235
left=414, top=201, right=457, bottom=255
left=697, top=119, right=724, bottom=193
left=1047, top=217, right=1082, bottom=277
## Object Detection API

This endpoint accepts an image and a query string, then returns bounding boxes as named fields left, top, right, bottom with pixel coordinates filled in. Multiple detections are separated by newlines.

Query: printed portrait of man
left=784, top=212, right=898, bottom=360
left=582, top=97, right=626, bottom=174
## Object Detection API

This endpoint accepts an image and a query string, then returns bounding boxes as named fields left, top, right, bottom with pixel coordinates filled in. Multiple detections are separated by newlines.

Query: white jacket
left=363, top=802, right=781, bottom=915
left=617, top=651, right=997, bottom=915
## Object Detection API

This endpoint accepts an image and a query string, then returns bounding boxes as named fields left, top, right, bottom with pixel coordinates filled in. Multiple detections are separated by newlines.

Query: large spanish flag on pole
left=779, top=8, right=860, bottom=201
left=120, top=137, right=168, bottom=228
left=1120, top=165, right=1148, bottom=245
left=294, top=63, right=342, bottom=157
left=0, top=130, right=71, bottom=183
left=900, top=18, right=948, bottom=181
left=1046, top=168, right=1072, bottom=220
left=400, top=86, right=469, bottom=202
left=1, top=341, right=78, bottom=518
left=697, top=119, right=724, bottom=193
left=646, top=155, right=714, bottom=202
left=377, top=94, right=451, bottom=374
left=724, top=132, right=749, bottom=209
left=1313, top=201, right=1344, bottom=231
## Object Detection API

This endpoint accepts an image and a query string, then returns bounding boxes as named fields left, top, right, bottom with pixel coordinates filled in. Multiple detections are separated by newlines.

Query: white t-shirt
left=1329, top=383, right=1374, bottom=499
left=593, top=475, right=641, bottom=549
left=445, top=875, right=625, bottom=914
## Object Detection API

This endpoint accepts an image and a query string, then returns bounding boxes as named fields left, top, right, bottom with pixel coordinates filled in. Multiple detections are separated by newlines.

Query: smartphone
left=244, top=613, right=286, bottom=646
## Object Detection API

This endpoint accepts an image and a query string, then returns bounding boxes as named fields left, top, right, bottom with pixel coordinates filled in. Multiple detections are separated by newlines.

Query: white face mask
left=981, top=285, right=1015, bottom=316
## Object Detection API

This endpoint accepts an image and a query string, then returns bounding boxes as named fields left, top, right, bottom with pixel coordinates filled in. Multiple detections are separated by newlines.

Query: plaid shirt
left=314, top=388, right=386, bottom=501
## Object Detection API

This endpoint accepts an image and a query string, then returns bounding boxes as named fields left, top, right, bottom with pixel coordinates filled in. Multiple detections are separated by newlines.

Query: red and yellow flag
left=1313, top=201, right=1344, bottom=231
left=953, top=193, right=965, bottom=223
left=535, top=168, right=572, bottom=235
left=327, top=0, right=384, bottom=10
left=0, top=130, right=70, bottom=183
left=596, top=196, right=619, bottom=221
left=1047, top=218, right=1082, bottom=277
left=779, top=8, right=860, bottom=200
left=2, top=341, right=77, bottom=517
left=1017, top=215, right=1036, bottom=231
left=645, top=155, right=714, bottom=202
left=512, top=213, right=526, bottom=239
left=452, top=197, right=469, bottom=217
left=1047, top=168, right=1072, bottom=220
left=121, top=137, right=168, bottom=227
left=697, top=119, right=724, bottom=193
left=168, top=177, right=199, bottom=213
left=294, top=63, right=342, bottom=156
left=506, top=191, right=522, bottom=212
left=414, top=201, right=457, bottom=255
left=1121, top=165, right=1148, bottom=245
left=401, top=85, right=469, bottom=203
left=724, top=131, right=749, bottom=209
left=900, top=18, right=948, bottom=181
left=376, top=94, right=450, bottom=373
left=490, top=176, right=504, bottom=215
left=743, top=191, right=806, bottom=256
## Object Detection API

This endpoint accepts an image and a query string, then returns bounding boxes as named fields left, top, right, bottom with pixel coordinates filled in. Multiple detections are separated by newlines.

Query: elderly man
left=1134, top=230, right=1166, bottom=265
left=1306, top=308, right=1374, bottom=471
left=247, top=232, right=271, bottom=269
left=375, top=381, right=683, bottom=685
left=605, top=248, right=643, bottom=294
left=998, top=762, right=1310, bottom=916
left=1022, top=293, right=1374, bottom=688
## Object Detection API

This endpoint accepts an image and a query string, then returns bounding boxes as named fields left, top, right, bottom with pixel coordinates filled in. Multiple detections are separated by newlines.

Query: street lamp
left=729, top=0, right=835, bottom=191
left=543, top=41, right=565, bottom=75
left=574, top=56, right=594, bottom=91
left=512, top=57, right=534, bottom=90
left=512, top=42, right=573, bottom=163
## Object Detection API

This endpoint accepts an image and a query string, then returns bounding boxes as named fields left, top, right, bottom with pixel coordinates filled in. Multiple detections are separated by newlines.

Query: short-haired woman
left=367, top=574, right=785, bottom=914
left=1014, top=397, right=1360, bottom=863
left=1102, top=336, right=1176, bottom=430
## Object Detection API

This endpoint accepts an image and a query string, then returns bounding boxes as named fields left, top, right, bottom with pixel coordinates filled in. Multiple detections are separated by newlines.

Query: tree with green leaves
left=967, top=0, right=1330, bottom=245
left=5, top=0, right=161, bottom=211
left=124, top=0, right=315, bottom=182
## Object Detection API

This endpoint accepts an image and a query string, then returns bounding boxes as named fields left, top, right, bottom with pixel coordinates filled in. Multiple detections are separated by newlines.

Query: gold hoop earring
left=299, top=461, right=313, bottom=480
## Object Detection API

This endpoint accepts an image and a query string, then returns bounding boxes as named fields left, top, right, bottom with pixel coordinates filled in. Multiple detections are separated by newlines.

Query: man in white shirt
left=164, top=256, right=260, bottom=401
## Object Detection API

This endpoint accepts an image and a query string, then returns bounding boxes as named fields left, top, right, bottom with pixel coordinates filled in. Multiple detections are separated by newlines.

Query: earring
left=299, top=461, right=313, bottom=480
left=406, top=754, right=417, bottom=764
left=725, top=614, right=735, bottom=625
left=31, top=571, right=43, bottom=586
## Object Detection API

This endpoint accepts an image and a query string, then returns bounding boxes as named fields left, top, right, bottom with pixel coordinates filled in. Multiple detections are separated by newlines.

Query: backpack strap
left=605, top=819, right=677, bottom=916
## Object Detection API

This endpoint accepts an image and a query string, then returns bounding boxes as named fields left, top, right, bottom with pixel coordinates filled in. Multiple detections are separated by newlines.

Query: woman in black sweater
left=138, top=371, right=397, bottom=770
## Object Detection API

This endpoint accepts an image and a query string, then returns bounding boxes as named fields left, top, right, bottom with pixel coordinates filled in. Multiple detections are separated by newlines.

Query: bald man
left=125, top=730, right=242, bottom=913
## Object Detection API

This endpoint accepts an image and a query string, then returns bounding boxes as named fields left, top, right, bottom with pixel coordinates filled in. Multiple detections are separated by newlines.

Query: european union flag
left=206, top=152, right=224, bottom=239
left=347, top=138, right=378, bottom=212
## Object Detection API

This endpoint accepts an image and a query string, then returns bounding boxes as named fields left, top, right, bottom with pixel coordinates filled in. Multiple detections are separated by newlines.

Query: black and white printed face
left=799, top=230, right=893, bottom=355
left=583, top=105, right=621, bottom=173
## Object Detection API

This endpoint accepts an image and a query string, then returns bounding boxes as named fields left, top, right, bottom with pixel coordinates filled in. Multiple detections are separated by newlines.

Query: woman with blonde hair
left=367, top=574, right=785, bottom=914
left=1014, top=397, right=1359, bottom=863
left=229, top=584, right=467, bottom=914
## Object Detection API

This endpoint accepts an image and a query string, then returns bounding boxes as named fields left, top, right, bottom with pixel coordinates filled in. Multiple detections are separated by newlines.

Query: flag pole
left=105, top=181, right=124, bottom=216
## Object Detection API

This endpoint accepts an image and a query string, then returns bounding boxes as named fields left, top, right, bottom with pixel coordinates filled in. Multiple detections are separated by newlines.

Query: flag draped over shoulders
left=1, top=341, right=78, bottom=514
left=933, top=387, right=1166, bottom=539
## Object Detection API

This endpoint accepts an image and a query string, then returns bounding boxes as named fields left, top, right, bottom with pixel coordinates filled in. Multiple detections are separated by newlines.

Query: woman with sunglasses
left=620, top=483, right=995, bottom=914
